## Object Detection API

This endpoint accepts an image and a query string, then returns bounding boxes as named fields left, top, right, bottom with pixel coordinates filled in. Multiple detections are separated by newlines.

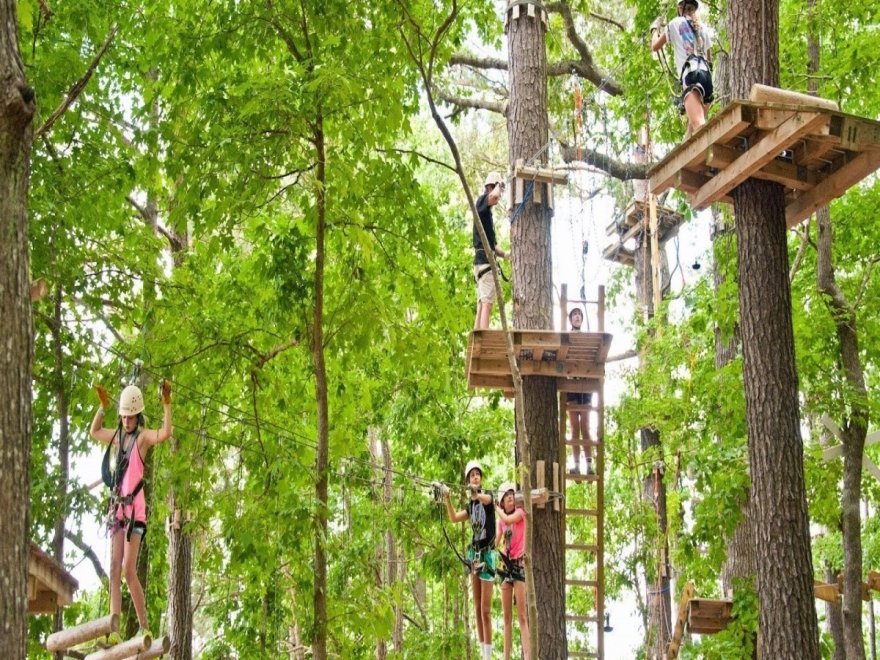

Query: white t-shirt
left=666, top=16, right=713, bottom=75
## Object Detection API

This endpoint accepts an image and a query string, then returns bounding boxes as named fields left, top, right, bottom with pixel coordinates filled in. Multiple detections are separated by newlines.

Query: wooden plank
left=553, top=461, right=560, bottom=511
left=565, top=579, right=599, bottom=587
left=868, top=570, right=880, bottom=593
left=84, top=634, right=152, bottom=660
left=649, top=103, right=751, bottom=195
left=29, top=590, right=59, bottom=614
left=565, top=544, right=599, bottom=552
left=792, top=137, right=837, bottom=166
left=565, top=508, right=599, bottom=517
left=677, top=170, right=735, bottom=205
left=814, top=581, right=840, bottom=603
left=706, top=143, right=818, bottom=191
left=566, top=472, right=600, bottom=484
left=513, top=160, right=569, bottom=185
left=566, top=614, right=599, bottom=623
left=786, top=149, right=880, bottom=227
left=47, top=614, right=120, bottom=652
left=749, top=84, right=839, bottom=111
left=667, top=582, right=695, bottom=659
left=536, top=460, right=546, bottom=509
left=690, top=111, right=829, bottom=210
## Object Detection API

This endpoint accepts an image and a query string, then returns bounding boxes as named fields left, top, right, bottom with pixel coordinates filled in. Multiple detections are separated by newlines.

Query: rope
left=509, top=180, right=535, bottom=225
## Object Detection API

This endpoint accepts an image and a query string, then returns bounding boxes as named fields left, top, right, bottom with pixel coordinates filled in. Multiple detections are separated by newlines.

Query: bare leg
left=579, top=410, right=590, bottom=461
left=480, top=577, right=493, bottom=646
left=501, top=581, right=514, bottom=660
left=122, top=533, right=148, bottom=629
left=472, top=572, right=485, bottom=643
left=684, top=89, right=707, bottom=135
left=109, top=528, right=124, bottom=616
left=475, top=302, right=493, bottom=330
left=514, top=580, right=530, bottom=660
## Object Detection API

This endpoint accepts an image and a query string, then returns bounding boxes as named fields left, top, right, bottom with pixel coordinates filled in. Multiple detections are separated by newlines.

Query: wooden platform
left=603, top=200, right=683, bottom=266
left=648, top=100, right=880, bottom=227
left=466, top=329, right=612, bottom=393
left=688, top=597, right=733, bottom=634
left=28, top=542, right=77, bottom=614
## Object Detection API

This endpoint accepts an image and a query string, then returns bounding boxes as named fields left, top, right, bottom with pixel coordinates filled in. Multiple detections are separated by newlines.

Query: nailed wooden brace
left=536, top=460, right=546, bottom=509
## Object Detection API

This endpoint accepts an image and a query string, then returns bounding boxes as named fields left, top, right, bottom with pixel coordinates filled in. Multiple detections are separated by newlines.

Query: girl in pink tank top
left=90, top=380, right=173, bottom=642
left=496, top=484, right=531, bottom=660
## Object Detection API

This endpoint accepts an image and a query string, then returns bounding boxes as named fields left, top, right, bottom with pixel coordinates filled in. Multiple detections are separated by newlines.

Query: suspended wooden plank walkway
left=648, top=86, right=880, bottom=227
left=466, top=328, right=612, bottom=393
left=28, top=541, right=78, bottom=614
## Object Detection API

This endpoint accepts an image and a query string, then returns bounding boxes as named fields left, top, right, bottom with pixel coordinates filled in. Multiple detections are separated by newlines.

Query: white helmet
left=118, top=385, right=145, bottom=416
left=483, top=171, right=503, bottom=188
left=498, top=482, right=516, bottom=504
left=464, top=460, right=483, bottom=482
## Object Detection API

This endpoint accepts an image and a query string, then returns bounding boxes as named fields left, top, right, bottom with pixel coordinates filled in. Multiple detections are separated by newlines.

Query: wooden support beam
left=689, top=111, right=829, bottom=210
left=676, top=170, right=734, bottom=204
left=513, top=158, right=569, bottom=185
left=786, top=149, right=880, bottom=227
left=749, top=84, right=839, bottom=111
left=667, top=582, right=695, bottom=659
left=706, top=143, right=818, bottom=191
left=46, top=615, right=120, bottom=652
left=84, top=634, right=152, bottom=660
left=28, top=590, right=59, bottom=614
left=553, top=461, right=560, bottom=511
left=649, top=103, right=753, bottom=195
left=814, top=581, right=840, bottom=603
left=688, top=598, right=733, bottom=634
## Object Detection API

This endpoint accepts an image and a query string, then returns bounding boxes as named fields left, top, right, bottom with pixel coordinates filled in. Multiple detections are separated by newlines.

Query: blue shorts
left=466, top=546, right=498, bottom=582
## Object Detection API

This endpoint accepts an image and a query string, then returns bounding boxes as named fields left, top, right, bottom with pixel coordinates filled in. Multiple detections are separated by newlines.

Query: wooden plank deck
left=466, top=329, right=612, bottom=394
left=647, top=95, right=880, bottom=228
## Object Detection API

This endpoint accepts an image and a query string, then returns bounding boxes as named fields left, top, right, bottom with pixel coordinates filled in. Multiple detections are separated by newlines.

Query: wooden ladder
left=559, top=284, right=606, bottom=659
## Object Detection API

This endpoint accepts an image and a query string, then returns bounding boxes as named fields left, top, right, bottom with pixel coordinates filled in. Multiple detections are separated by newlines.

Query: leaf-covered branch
left=35, top=23, right=119, bottom=139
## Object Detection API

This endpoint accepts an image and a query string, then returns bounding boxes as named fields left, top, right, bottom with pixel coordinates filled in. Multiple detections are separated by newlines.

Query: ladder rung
left=566, top=473, right=600, bottom=483
left=565, top=579, right=599, bottom=588
left=566, top=614, right=599, bottom=623
left=565, top=508, right=599, bottom=516
left=565, top=543, right=598, bottom=552
left=568, top=652, right=598, bottom=658
left=565, top=403, right=592, bottom=412
left=564, top=440, right=602, bottom=448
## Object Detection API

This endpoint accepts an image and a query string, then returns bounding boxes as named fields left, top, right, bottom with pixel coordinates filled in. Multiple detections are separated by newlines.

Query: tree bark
left=507, top=7, right=565, bottom=658
left=166, top=494, right=192, bottom=658
left=0, top=2, right=36, bottom=655
left=824, top=565, right=846, bottom=660
left=728, top=0, right=820, bottom=654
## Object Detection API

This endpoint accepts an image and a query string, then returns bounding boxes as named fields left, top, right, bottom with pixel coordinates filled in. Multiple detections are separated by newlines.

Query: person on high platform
left=651, top=0, right=715, bottom=137
left=444, top=460, right=497, bottom=660
left=90, top=380, right=173, bottom=644
left=473, top=171, right=509, bottom=330
left=567, top=308, right=594, bottom=475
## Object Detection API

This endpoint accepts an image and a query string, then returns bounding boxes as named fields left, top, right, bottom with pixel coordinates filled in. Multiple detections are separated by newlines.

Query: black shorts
left=682, top=69, right=714, bottom=107
left=566, top=392, right=592, bottom=406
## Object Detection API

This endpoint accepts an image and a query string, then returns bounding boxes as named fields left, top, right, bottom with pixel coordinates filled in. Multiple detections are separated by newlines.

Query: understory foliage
left=21, top=0, right=880, bottom=657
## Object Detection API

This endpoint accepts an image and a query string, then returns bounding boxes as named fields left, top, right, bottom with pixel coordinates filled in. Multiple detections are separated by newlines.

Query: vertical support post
left=559, top=283, right=568, bottom=331
left=648, top=193, right=662, bottom=318
left=596, top=382, right=605, bottom=660
left=597, top=285, right=605, bottom=334
left=536, top=460, right=546, bottom=509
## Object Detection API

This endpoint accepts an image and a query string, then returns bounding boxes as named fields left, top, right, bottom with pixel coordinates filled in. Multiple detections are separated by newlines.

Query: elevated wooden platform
left=648, top=98, right=880, bottom=227
left=603, top=200, right=683, bottom=266
left=28, top=541, right=77, bottom=614
left=466, top=329, right=612, bottom=393
left=667, top=582, right=733, bottom=658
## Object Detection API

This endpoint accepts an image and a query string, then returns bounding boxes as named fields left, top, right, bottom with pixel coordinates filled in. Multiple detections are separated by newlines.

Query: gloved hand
left=161, top=379, right=172, bottom=404
left=95, top=385, right=110, bottom=409
left=650, top=16, right=665, bottom=33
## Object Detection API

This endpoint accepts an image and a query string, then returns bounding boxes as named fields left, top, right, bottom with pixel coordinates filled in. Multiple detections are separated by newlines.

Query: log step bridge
left=647, top=86, right=880, bottom=227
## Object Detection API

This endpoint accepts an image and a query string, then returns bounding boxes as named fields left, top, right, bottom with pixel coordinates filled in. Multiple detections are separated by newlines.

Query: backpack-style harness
left=102, top=423, right=144, bottom=541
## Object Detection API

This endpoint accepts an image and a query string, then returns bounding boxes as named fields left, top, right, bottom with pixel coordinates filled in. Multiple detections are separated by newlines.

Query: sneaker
left=138, top=628, right=153, bottom=640
left=569, top=464, right=580, bottom=475
left=585, top=460, right=595, bottom=476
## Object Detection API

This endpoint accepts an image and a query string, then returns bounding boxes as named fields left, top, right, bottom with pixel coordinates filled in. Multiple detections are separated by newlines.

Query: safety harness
left=102, top=423, right=144, bottom=542
left=433, top=484, right=496, bottom=577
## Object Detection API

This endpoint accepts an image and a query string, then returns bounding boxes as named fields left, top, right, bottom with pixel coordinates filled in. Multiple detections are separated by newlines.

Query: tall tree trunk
left=825, top=565, right=846, bottom=660
left=507, top=7, right=563, bottom=659
left=166, top=477, right=192, bottom=658
left=728, top=0, right=820, bottom=655
left=50, top=283, right=71, bottom=660
left=311, top=112, right=330, bottom=660
left=633, top=219, right=671, bottom=658
left=816, top=205, right=868, bottom=659
left=0, top=2, right=35, bottom=655
left=807, top=6, right=867, bottom=654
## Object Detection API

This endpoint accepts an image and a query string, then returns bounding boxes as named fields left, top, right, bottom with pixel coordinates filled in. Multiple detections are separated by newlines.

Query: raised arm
left=142, top=380, right=174, bottom=447
left=444, top=489, right=469, bottom=523
left=495, top=505, right=525, bottom=526
left=89, top=385, right=117, bottom=445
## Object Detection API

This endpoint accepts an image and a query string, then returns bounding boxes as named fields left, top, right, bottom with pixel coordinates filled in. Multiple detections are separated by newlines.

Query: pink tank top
left=116, top=432, right=147, bottom=523
left=499, top=507, right=526, bottom=560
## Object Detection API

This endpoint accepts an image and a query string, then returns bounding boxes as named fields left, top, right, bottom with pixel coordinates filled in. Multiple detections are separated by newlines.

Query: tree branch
left=558, top=140, right=649, bottom=180
left=64, top=528, right=107, bottom=582
left=254, top=337, right=300, bottom=370
left=434, top=86, right=507, bottom=115
left=588, top=10, right=626, bottom=32
left=546, top=1, right=622, bottom=95
left=377, top=147, right=456, bottom=172
left=35, top=23, right=119, bottom=139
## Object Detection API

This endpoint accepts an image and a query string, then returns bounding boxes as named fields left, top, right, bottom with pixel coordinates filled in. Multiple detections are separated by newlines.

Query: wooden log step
left=565, top=614, right=599, bottom=623
left=564, top=439, right=602, bottom=448
left=565, top=579, right=599, bottom=588
left=568, top=652, right=598, bottom=658
left=46, top=614, right=120, bottom=652
left=123, top=635, right=170, bottom=660
left=565, top=543, right=598, bottom=553
left=84, top=634, right=151, bottom=660
left=565, top=508, right=599, bottom=517
left=566, top=473, right=600, bottom=483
